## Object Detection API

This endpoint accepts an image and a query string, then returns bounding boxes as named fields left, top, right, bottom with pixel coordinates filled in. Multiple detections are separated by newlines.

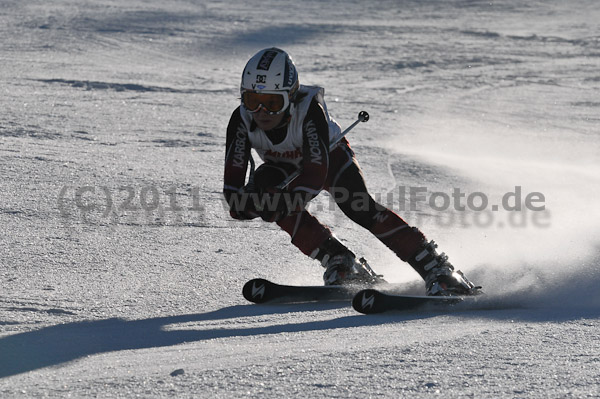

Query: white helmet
left=240, top=48, right=299, bottom=115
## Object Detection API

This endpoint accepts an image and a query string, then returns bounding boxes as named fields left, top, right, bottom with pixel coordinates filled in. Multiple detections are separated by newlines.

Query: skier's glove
left=256, top=187, right=307, bottom=223
left=224, top=190, right=258, bottom=220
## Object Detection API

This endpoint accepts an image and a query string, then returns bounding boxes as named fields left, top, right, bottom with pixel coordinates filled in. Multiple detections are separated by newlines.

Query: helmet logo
left=257, top=50, right=278, bottom=70
left=287, top=67, right=296, bottom=87
left=256, top=75, right=266, bottom=83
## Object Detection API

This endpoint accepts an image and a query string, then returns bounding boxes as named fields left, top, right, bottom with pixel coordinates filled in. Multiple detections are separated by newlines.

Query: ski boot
left=408, top=240, right=480, bottom=296
left=314, top=237, right=384, bottom=286
left=322, top=253, right=385, bottom=286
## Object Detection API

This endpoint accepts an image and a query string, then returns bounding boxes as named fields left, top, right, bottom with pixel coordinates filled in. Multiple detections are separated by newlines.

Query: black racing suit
left=224, top=99, right=425, bottom=261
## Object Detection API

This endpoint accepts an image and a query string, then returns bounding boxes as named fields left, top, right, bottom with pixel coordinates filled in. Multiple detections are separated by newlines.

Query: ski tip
left=242, top=278, right=271, bottom=304
left=352, top=289, right=384, bottom=314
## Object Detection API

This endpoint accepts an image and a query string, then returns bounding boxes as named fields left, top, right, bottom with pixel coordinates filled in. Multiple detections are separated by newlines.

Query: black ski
left=242, top=278, right=366, bottom=304
left=352, top=289, right=471, bottom=314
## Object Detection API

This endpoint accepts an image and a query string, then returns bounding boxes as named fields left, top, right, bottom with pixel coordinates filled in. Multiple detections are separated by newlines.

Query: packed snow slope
left=1, top=0, right=599, bottom=397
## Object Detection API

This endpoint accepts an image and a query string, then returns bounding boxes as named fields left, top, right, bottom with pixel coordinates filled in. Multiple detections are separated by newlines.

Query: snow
left=1, top=0, right=599, bottom=397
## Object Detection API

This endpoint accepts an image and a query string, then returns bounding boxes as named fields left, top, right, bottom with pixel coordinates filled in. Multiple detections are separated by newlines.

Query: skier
left=224, top=47, right=479, bottom=296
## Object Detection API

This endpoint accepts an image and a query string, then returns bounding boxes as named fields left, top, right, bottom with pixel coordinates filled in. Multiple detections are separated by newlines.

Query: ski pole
left=275, top=110, right=369, bottom=190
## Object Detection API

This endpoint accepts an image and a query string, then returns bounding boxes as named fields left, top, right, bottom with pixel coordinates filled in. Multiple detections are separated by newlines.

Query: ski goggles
left=241, top=90, right=290, bottom=115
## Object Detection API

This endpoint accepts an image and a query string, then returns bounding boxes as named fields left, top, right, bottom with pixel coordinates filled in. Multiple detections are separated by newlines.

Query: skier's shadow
left=5, top=300, right=594, bottom=378
left=0, top=302, right=426, bottom=378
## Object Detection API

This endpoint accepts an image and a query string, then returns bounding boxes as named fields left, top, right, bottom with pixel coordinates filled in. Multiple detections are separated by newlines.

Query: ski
left=352, top=289, right=473, bottom=314
left=242, top=278, right=369, bottom=304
